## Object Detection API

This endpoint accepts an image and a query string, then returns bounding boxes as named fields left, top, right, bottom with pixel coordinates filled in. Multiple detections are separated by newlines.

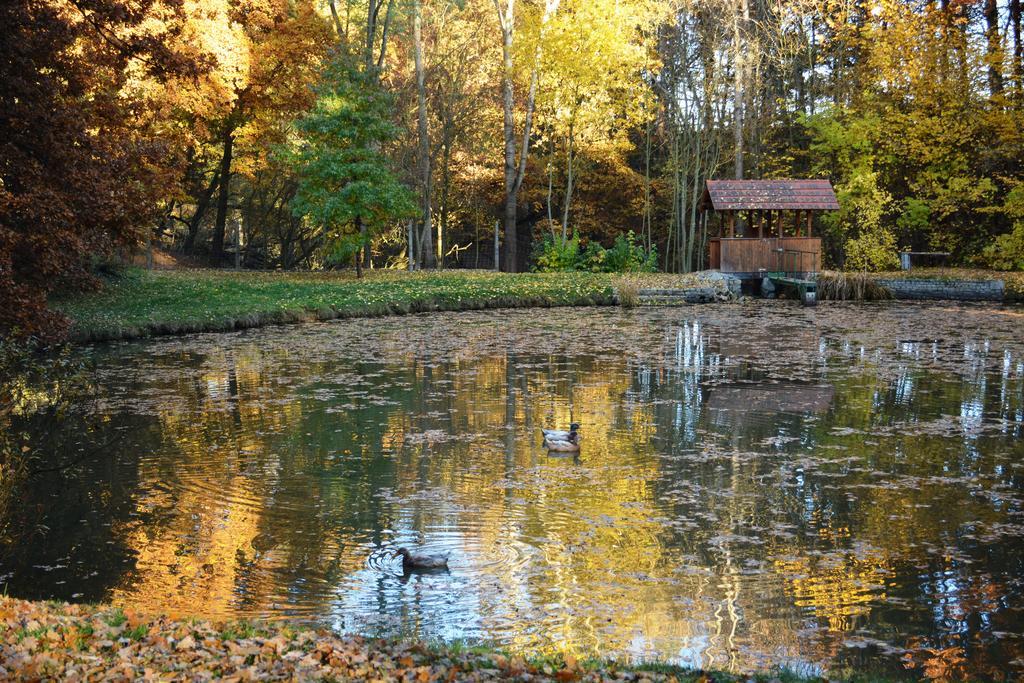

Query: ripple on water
left=5, top=304, right=1024, bottom=680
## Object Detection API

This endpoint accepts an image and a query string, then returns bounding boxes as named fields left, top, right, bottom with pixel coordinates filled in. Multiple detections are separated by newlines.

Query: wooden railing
left=774, top=246, right=819, bottom=276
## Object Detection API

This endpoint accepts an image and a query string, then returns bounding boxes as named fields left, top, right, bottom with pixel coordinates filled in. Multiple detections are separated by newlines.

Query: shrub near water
left=614, top=275, right=642, bottom=308
left=533, top=231, right=657, bottom=273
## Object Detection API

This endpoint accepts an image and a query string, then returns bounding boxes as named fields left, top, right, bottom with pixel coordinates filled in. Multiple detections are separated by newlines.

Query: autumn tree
left=0, top=0, right=200, bottom=339
left=290, top=57, right=416, bottom=277
left=162, top=0, right=330, bottom=261
left=536, top=0, right=659, bottom=243
left=494, top=0, right=560, bottom=272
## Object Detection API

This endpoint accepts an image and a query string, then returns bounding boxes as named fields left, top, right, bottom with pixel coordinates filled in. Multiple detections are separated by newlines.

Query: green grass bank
left=0, top=597, right=897, bottom=681
left=53, top=269, right=710, bottom=343
left=52, top=267, right=1023, bottom=343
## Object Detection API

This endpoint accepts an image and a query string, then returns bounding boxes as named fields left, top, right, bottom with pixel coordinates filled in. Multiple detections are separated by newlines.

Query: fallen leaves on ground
left=0, top=597, right=774, bottom=682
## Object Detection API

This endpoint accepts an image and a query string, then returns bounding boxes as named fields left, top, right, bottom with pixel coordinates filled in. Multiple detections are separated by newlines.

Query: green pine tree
left=291, top=57, right=415, bottom=276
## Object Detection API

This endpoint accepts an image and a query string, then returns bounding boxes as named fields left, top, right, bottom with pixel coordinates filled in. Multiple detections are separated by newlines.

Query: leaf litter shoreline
left=0, top=597, right=894, bottom=681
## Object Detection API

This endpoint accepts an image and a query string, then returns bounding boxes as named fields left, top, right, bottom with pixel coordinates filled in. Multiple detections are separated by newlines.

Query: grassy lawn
left=52, top=267, right=1022, bottom=342
left=53, top=269, right=711, bottom=342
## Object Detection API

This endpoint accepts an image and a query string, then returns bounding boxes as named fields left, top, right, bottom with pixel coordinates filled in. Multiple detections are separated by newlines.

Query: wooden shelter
left=700, top=179, right=839, bottom=277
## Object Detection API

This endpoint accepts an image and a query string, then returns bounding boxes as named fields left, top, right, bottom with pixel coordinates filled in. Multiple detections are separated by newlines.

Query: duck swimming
left=542, top=423, right=580, bottom=452
left=392, top=547, right=449, bottom=571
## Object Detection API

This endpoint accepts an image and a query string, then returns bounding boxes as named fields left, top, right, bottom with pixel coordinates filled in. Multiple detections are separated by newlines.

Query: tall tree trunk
left=414, top=0, right=435, bottom=268
left=560, top=122, right=575, bottom=240
left=495, top=0, right=558, bottom=272
left=364, top=0, right=396, bottom=75
left=642, top=111, right=652, bottom=253
left=355, top=216, right=364, bottom=278
left=732, top=0, right=747, bottom=180
left=184, top=170, right=220, bottom=253
left=439, top=139, right=452, bottom=268
left=362, top=231, right=371, bottom=268
left=211, top=125, right=235, bottom=261
left=498, top=1, right=520, bottom=272
left=985, top=0, right=1004, bottom=96
left=1012, top=0, right=1022, bottom=100
left=327, top=0, right=345, bottom=41
left=809, top=19, right=817, bottom=115
left=365, top=0, right=379, bottom=70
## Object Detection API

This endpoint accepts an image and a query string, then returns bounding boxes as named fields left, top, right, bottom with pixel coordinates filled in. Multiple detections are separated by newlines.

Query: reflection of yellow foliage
left=110, top=472, right=262, bottom=616
left=91, top=312, right=1019, bottom=674
left=902, top=645, right=970, bottom=682
left=774, top=550, right=890, bottom=632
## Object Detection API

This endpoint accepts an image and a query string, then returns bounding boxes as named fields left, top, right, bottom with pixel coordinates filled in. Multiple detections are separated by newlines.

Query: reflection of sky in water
left=3, top=302, right=1024, bottom=680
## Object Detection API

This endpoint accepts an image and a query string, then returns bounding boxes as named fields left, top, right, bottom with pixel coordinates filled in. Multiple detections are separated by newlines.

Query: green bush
left=978, top=186, right=1024, bottom=271
left=979, top=223, right=1024, bottom=271
left=533, top=231, right=657, bottom=273
left=844, top=227, right=900, bottom=271
left=533, top=232, right=584, bottom=271
left=603, top=231, right=658, bottom=272
left=323, top=233, right=368, bottom=269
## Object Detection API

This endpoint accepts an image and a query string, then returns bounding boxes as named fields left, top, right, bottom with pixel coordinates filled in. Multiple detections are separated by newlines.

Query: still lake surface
left=4, top=303, right=1024, bottom=679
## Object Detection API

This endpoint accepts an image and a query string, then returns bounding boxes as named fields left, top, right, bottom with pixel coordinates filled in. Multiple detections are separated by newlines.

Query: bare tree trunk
left=327, top=0, right=345, bottom=40
left=362, top=224, right=371, bottom=269
left=494, top=0, right=559, bottom=272
left=642, top=111, right=653, bottom=252
left=687, top=137, right=703, bottom=273
left=408, top=219, right=415, bottom=270
left=547, top=152, right=556, bottom=240
left=732, top=0, right=747, bottom=180
left=985, top=0, right=1004, bottom=96
left=497, top=0, right=520, bottom=272
left=212, top=124, right=235, bottom=261
left=363, top=0, right=396, bottom=73
left=414, top=0, right=435, bottom=268
left=355, top=216, right=364, bottom=278
left=184, top=170, right=220, bottom=253
left=1011, top=0, right=1022, bottom=100
left=561, top=121, right=577, bottom=241
left=560, top=121, right=575, bottom=240
left=439, top=140, right=452, bottom=268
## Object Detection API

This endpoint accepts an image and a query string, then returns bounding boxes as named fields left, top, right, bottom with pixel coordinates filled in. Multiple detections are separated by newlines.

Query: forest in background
left=3, top=0, right=1024, bottom=338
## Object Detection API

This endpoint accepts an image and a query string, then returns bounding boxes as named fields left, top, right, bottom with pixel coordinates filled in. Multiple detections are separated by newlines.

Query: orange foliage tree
left=0, top=0, right=202, bottom=340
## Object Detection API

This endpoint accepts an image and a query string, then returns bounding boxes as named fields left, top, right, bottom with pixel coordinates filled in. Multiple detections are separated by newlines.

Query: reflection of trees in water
left=1, top=395, right=158, bottom=603
left=623, top=317, right=1024, bottom=676
left=4, top=306, right=1024, bottom=677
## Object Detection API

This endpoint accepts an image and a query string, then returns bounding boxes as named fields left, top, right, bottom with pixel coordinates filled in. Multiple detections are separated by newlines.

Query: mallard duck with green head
left=542, top=423, right=580, bottom=452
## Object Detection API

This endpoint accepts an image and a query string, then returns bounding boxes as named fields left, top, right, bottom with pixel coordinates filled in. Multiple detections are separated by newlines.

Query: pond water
left=4, top=303, right=1024, bottom=679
